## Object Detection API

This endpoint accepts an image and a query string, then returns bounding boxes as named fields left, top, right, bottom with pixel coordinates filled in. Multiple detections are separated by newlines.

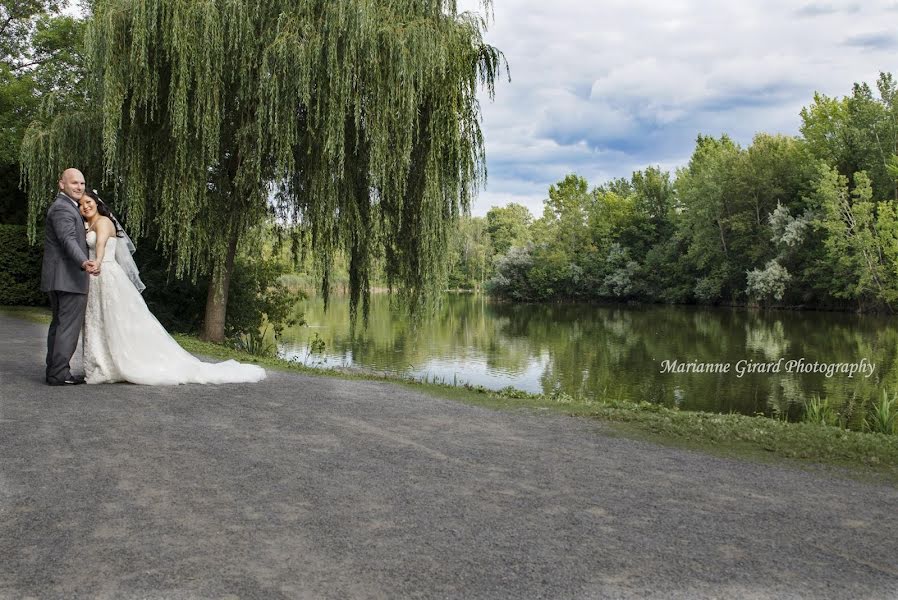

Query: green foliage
left=803, top=395, right=838, bottom=427
left=488, top=169, right=678, bottom=302
left=1, top=1, right=69, bottom=69
left=589, top=400, right=898, bottom=474
left=814, top=165, right=898, bottom=310
left=225, top=256, right=301, bottom=340
left=0, top=163, right=28, bottom=225
left=866, top=390, right=897, bottom=435
left=639, top=228, right=694, bottom=303
left=0, top=224, right=45, bottom=305
left=0, top=65, right=37, bottom=165
left=230, top=325, right=276, bottom=358
left=137, top=227, right=303, bottom=338
left=675, top=135, right=741, bottom=299
left=446, top=215, right=491, bottom=290
left=746, top=259, right=791, bottom=303
left=598, top=243, right=638, bottom=298
left=544, top=174, right=592, bottom=258
left=288, top=331, right=327, bottom=367
left=20, top=0, right=506, bottom=334
left=623, top=166, right=675, bottom=260
left=887, top=154, right=898, bottom=181
left=673, top=134, right=811, bottom=303
left=801, top=73, right=898, bottom=202
left=137, top=236, right=208, bottom=333
left=1, top=2, right=86, bottom=225
left=486, top=245, right=540, bottom=300
left=308, top=332, right=326, bottom=354
left=486, top=203, right=531, bottom=256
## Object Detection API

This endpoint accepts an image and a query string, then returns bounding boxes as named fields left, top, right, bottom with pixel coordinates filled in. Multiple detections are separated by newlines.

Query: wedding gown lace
left=83, top=231, right=266, bottom=385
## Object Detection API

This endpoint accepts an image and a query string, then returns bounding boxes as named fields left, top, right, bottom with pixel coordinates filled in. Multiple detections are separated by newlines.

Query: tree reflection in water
left=277, top=294, right=898, bottom=423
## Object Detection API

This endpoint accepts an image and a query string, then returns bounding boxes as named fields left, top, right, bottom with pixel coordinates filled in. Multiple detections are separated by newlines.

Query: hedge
left=0, top=224, right=46, bottom=306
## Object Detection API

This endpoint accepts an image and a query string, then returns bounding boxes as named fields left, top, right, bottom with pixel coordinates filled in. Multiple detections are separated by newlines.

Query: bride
left=79, top=190, right=266, bottom=385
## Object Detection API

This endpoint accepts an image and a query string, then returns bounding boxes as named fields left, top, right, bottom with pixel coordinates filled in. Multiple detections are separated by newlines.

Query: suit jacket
left=40, top=193, right=89, bottom=294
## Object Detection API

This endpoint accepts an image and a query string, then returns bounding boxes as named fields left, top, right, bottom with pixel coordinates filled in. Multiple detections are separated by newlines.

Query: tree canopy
left=20, top=0, right=505, bottom=339
left=1, top=0, right=85, bottom=224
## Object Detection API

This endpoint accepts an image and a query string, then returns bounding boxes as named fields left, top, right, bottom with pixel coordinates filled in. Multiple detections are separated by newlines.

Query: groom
left=41, top=168, right=100, bottom=386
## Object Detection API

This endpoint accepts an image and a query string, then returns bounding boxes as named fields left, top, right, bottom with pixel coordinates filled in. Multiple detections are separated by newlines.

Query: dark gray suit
left=41, top=192, right=89, bottom=383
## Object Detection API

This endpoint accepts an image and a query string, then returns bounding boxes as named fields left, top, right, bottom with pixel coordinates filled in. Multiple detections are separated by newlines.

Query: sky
left=458, top=0, right=898, bottom=216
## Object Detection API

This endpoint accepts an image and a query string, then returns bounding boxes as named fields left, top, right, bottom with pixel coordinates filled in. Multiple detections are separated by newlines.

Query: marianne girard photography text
left=659, top=358, right=876, bottom=379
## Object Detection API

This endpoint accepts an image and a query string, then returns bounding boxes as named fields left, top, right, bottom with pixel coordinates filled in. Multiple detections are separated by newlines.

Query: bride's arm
left=93, top=217, right=117, bottom=267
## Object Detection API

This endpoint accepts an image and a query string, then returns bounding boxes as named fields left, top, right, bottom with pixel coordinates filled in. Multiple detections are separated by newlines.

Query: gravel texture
left=1, top=313, right=897, bottom=599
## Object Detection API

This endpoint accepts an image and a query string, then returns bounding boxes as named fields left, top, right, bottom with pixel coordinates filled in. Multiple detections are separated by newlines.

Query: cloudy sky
left=458, top=0, right=898, bottom=216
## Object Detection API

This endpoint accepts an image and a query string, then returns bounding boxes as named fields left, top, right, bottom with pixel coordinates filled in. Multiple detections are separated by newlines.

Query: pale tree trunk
left=201, top=224, right=240, bottom=342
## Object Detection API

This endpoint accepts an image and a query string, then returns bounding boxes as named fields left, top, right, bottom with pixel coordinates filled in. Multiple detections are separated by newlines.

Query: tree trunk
left=716, top=217, right=729, bottom=258
left=201, top=225, right=240, bottom=342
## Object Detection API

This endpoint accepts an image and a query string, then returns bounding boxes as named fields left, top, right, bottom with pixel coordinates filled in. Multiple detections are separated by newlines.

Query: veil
left=93, top=191, right=146, bottom=293
left=113, top=221, right=147, bottom=293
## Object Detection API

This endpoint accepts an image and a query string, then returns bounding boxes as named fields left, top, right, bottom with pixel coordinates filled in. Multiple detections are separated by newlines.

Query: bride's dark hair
left=85, top=189, right=124, bottom=238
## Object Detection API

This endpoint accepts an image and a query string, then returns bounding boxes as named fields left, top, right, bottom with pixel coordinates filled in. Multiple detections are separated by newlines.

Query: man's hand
left=82, top=260, right=100, bottom=275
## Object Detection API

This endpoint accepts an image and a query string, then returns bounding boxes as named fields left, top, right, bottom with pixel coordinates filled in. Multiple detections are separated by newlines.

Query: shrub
left=225, top=256, right=302, bottom=340
left=137, top=241, right=208, bottom=333
left=866, top=391, right=897, bottom=435
left=486, top=245, right=536, bottom=300
left=137, top=236, right=301, bottom=337
left=599, top=243, right=638, bottom=298
left=803, top=395, right=838, bottom=427
left=0, top=225, right=46, bottom=306
left=746, top=259, right=791, bottom=303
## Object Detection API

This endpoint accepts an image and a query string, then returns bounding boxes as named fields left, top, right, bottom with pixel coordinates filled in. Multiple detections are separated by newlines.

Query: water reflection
left=277, top=294, right=898, bottom=420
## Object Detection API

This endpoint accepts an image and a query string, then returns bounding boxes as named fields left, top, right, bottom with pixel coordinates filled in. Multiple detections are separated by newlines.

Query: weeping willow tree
left=21, top=0, right=504, bottom=341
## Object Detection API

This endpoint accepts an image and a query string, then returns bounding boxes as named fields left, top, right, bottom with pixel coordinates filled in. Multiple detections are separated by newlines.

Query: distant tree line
left=448, top=72, right=898, bottom=313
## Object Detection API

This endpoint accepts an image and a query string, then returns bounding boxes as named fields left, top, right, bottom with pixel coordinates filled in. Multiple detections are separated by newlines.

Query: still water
left=278, top=293, right=898, bottom=421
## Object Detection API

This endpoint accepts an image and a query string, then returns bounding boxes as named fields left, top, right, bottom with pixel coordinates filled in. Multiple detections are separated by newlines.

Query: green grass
left=409, top=385, right=898, bottom=482
left=2, top=305, right=53, bottom=324
left=4, top=304, right=897, bottom=482
left=804, top=394, right=839, bottom=427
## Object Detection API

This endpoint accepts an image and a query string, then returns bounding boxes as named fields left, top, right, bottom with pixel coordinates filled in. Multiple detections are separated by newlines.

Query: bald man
left=41, top=168, right=99, bottom=385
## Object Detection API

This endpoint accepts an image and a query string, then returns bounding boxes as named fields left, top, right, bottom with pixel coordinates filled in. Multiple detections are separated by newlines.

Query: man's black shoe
left=46, top=377, right=85, bottom=386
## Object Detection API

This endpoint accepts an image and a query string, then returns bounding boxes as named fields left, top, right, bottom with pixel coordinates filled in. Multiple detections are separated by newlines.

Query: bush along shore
left=3, top=305, right=897, bottom=482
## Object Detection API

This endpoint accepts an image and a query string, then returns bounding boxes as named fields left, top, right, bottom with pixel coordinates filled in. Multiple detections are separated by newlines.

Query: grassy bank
left=5, top=304, right=897, bottom=482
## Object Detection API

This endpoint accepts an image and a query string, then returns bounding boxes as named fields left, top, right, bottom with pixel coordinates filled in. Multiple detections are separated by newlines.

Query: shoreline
left=291, top=287, right=896, bottom=317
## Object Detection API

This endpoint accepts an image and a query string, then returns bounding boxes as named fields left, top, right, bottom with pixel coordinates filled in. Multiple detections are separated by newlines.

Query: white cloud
left=459, top=0, right=898, bottom=215
left=589, top=58, right=711, bottom=109
left=469, top=190, right=546, bottom=218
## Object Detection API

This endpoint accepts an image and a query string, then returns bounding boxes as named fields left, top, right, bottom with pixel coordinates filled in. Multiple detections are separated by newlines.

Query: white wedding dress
left=83, top=231, right=267, bottom=385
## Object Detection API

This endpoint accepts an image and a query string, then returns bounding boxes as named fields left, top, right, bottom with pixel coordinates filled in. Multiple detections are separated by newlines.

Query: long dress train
left=83, top=231, right=266, bottom=385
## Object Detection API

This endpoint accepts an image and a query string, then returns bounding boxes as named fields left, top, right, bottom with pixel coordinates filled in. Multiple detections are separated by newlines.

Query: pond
left=277, top=293, right=898, bottom=424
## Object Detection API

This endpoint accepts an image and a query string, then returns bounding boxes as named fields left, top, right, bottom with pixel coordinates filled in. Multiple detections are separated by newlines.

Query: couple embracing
left=42, top=168, right=266, bottom=386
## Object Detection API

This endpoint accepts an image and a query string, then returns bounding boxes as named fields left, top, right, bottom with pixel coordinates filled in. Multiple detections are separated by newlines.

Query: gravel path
left=1, top=313, right=897, bottom=599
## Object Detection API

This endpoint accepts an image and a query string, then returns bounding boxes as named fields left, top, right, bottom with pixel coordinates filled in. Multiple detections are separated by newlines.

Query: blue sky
left=459, top=0, right=898, bottom=216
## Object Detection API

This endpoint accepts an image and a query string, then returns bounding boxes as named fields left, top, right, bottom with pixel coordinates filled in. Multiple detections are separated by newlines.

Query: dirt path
left=1, top=313, right=897, bottom=599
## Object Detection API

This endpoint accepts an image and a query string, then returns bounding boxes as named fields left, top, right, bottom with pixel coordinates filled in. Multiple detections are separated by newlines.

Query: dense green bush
left=0, top=224, right=45, bottom=305
left=137, top=237, right=299, bottom=338
left=137, top=241, right=207, bottom=333
left=225, top=256, right=300, bottom=340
